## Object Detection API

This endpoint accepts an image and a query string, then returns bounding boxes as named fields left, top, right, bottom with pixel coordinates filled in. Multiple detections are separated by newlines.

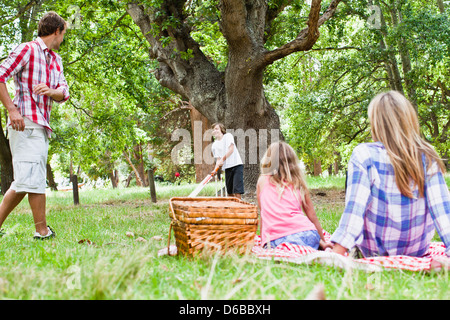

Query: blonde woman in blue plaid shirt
left=331, top=91, right=450, bottom=265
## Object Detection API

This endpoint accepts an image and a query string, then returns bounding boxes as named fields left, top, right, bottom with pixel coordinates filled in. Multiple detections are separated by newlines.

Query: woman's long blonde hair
left=368, top=91, right=445, bottom=198
left=260, top=141, right=308, bottom=203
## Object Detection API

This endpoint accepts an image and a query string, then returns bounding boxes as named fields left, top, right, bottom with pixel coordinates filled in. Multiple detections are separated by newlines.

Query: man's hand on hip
left=9, top=109, right=25, bottom=131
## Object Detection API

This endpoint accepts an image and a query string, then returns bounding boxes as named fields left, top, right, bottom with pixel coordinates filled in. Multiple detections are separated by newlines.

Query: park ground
left=0, top=175, right=448, bottom=301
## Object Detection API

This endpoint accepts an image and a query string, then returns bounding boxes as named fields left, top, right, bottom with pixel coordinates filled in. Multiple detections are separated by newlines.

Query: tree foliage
left=0, top=0, right=188, bottom=189
left=270, top=0, right=449, bottom=173
left=0, top=0, right=447, bottom=192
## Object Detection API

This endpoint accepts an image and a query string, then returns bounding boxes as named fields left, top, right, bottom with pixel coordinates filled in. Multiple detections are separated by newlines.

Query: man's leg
left=0, top=188, right=26, bottom=228
left=232, top=165, right=244, bottom=200
left=224, top=168, right=233, bottom=197
left=28, top=193, right=48, bottom=236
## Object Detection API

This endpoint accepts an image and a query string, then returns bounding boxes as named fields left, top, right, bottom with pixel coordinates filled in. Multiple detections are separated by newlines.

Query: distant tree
left=125, top=0, right=342, bottom=191
left=274, top=0, right=449, bottom=172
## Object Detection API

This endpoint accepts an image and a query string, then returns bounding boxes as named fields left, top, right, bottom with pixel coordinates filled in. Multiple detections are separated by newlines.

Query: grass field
left=0, top=175, right=448, bottom=301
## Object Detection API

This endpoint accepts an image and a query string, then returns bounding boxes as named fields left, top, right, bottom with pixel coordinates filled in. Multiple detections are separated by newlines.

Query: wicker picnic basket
left=168, top=197, right=258, bottom=256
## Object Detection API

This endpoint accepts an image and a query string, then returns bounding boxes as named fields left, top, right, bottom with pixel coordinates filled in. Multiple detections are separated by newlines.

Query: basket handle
left=169, top=199, right=177, bottom=221
left=167, top=199, right=178, bottom=256
left=167, top=221, right=174, bottom=256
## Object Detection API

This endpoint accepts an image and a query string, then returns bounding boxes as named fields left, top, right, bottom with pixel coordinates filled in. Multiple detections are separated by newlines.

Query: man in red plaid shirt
left=0, top=12, right=69, bottom=239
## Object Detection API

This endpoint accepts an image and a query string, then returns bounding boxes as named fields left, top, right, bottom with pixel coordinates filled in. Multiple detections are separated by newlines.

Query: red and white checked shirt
left=0, top=37, right=69, bottom=136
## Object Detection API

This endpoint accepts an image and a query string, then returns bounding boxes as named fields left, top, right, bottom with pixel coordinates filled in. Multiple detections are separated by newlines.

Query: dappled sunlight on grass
left=306, top=175, right=346, bottom=190
left=0, top=176, right=448, bottom=299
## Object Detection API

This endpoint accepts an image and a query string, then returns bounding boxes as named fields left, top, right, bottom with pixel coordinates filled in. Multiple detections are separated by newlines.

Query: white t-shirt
left=211, top=132, right=243, bottom=170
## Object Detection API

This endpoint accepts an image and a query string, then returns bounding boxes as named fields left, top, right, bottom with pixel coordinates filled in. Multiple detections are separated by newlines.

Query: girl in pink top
left=257, top=142, right=332, bottom=250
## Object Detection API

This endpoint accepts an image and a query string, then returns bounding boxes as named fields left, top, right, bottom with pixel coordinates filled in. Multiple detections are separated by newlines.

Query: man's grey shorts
left=8, top=125, right=49, bottom=194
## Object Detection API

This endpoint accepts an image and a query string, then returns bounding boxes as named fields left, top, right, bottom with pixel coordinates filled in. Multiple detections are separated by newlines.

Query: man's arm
left=33, top=83, right=65, bottom=102
left=215, top=143, right=234, bottom=168
left=425, top=164, right=450, bottom=257
left=0, top=83, right=24, bottom=131
left=53, top=59, right=70, bottom=103
left=0, top=43, right=31, bottom=131
left=330, top=148, right=371, bottom=256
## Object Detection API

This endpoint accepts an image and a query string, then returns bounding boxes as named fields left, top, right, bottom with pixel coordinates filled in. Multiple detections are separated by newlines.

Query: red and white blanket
left=251, top=231, right=449, bottom=272
left=160, top=231, right=449, bottom=271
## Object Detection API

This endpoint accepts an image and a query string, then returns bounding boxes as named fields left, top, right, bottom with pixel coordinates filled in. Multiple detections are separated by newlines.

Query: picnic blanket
left=159, top=230, right=449, bottom=272
left=252, top=231, right=450, bottom=272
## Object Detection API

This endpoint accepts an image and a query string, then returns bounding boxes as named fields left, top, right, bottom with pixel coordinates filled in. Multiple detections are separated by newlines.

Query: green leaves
left=267, top=0, right=449, bottom=173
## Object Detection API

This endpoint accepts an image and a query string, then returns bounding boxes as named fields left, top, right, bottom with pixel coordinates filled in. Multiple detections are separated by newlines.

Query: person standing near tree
left=211, top=123, right=244, bottom=199
left=0, top=11, right=69, bottom=239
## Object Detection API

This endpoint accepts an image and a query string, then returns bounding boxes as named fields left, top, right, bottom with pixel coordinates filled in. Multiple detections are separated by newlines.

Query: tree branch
left=127, top=1, right=225, bottom=117
left=123, top=151, right=144, bottom=185
left=262, top=0, right=342, bottom=67
left=160, top=101, right=193, bottom=120
left=219, top=0, right=252, bottom=47
left=0, top=0, right=37, bottom=28
left=67, top=12, right=128, bottom=66
left=291, top=46, right=361, bottom=68
left=265, top=0, right=295, bottom=26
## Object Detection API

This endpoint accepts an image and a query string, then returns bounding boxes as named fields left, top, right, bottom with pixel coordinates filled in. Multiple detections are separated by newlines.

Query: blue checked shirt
left=331, top=142, right=450, bottom=257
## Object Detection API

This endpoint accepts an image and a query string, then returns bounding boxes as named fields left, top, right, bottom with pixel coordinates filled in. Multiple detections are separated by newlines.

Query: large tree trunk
left=109, top=169, right=120, bottom=188
left=133, top=144, right=149, bottom=187
left=389, top=1, right=418, bottom=111
left=126, top=0, right=341, bottom=192
left=47, top=163, right=58, bottom=191
left=189, top=106, right=215, bottom=183
left=437, top=0, right=445, bottom=13
left=0, top=130, right=12, bottom=195
left=370, top=0, right=404, bottom=95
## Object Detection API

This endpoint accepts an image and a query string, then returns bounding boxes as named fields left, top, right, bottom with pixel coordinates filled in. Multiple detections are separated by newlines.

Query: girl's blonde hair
left=368, top=91, right=445, bottom=198
left=260, top=141, right=308, bottom=203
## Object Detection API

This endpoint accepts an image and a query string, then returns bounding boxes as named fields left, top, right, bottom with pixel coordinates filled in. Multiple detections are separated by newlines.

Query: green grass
left=0, top=177, right=449, bottom=300
left=306, top=175, right=346, bottom=190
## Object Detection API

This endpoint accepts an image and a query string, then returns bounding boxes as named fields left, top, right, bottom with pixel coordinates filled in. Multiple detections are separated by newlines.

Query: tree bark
left=18, top=0, right=41, bottom=43
left=109, top=169, right=119, bottom=188
left=437, top=0, right=445, bottom=13
left=389, top=1, right=418, bottom=111
left=123, top=151, right=144, bottom=186
left=371, top=0, right=404, bottom=94
left=133, top=144, right=149, bottom=187
left=47, top=163, right=58, bottom=191
left=189, top=105, right=216, bottom=183
left=126, top=0, right=342, bottom=192
left=0, top=130, right=12, bottom=195
left=148, top=168, right=157, bottom=203
left=313, top=158, right=322, bottom=176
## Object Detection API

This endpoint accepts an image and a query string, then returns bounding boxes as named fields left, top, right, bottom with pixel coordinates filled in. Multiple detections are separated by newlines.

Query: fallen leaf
left=151, top=236, right=162, bottom=241
left=136, top=237, right=147, bottom=242
left=126, top=231, right=134, bottom=237
left=78, top=239, right=94, bottom=245
left=232, top=271, right=246, bottom=284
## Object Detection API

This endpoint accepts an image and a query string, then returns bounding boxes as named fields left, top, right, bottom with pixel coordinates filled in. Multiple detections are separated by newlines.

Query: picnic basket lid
left=169, top=197, right=258, bottom=223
